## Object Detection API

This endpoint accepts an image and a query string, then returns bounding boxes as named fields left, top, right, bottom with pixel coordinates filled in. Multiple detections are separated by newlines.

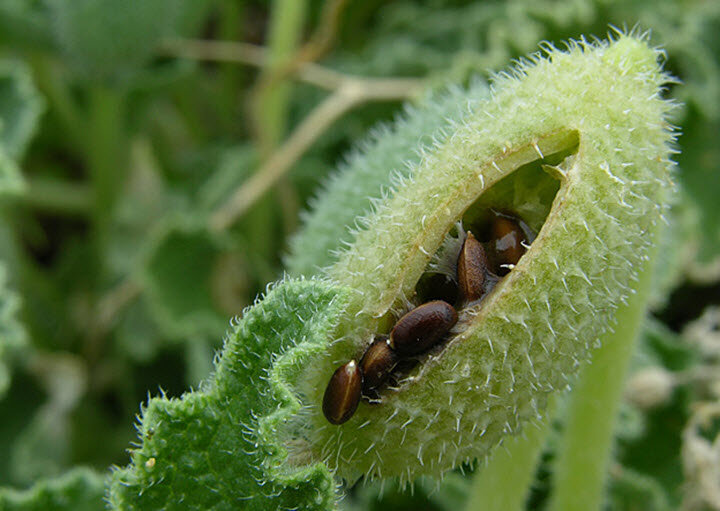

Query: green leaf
left=0, top=467, right=107, bottom=511
left=0, top=149, right=24, bottom=197
left=607, top=467, right=671, bottom=511
left=8, top=353, right=87, bottom=485
left=109, top=278, right=352, bottom=510
left=0, top=59, right=44, bottom=160
left=140, top=219, right=233, bottom=341
left=677, top=108, right=720, bottom=268
left=47, top=0, right=209, bottom=84
left=0, top=58, right=44, bottom=196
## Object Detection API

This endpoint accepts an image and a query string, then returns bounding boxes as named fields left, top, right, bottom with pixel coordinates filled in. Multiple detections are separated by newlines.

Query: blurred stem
left=86, top=86, right=126, bottom=246
left=547, top=243, right=659, bottom=511
left=162, top=38, right=357, bottom=91
left=464, top=399, right=554, bottom=511
left=31, top=56, right=84, bottom=150
left=253, top=0, right=308, bottom=157
left=21, top=177, right=91, bottom=215
left=209, top=78, right=424, bottom=231
left=217, top=0, right=245, bottom=136
left=248, top=0, right=308, bottom=260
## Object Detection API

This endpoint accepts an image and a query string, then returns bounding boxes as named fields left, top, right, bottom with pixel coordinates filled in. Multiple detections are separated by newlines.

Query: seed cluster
left=322, top=211, right=533, bottom=424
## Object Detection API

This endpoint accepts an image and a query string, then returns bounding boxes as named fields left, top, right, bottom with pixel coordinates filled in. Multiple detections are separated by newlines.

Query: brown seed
left=491, top=213, right=528, bottom=274
left=390, top=301, right=458, bottom=357
left=457, top=231, right=489, bottom=302
left=322, top=360, right=363, bottom=425
left=360, top=335, right=398, bottom=392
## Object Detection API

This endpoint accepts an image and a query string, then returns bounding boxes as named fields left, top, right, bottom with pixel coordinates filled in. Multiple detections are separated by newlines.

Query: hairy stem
left=547, top=241, right=659, bottom=511
left=464, top=399, right=555, bottom=511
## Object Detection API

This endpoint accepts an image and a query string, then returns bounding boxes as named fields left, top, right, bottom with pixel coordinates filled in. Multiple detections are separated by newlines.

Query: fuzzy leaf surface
left=109, top=279, right=352, bottom=510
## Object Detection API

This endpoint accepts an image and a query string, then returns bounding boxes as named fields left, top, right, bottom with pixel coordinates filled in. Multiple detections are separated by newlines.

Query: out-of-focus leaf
left=8, top=353, right=86, bottom=485
left=0, top=59, right=44, bottom=197
left=0, top=59, right=44, bottom=160
left=0, top=370, right=44, bottom=485
left=109, top=279, right=351, bottom=510
left=0, top=1, right=53, bottom=49
left=680, top=401, right=720, bottom=511
left=0, top=264, right=27, bottom=398
left=648, top=192, right=699, bottom=310
left=107, top=137, right=170, bottom=277
left=607, top=466, right=672, bottom=511
left=46, top=0, right=210, bottom=84
left=141, top=219, right=231, bottom=341
left=196, top=145, right=255, bottom=212
left=335, top=0, right=720, bottom=118
left=113, top=296, right=163, bottom=362
left=0, top=467, right=106, bottom=511
left=0, top=150, right=24, bottom=197
left=677, top=108, right=720, bottom=273
left=615, top=320, right=697, bottom=507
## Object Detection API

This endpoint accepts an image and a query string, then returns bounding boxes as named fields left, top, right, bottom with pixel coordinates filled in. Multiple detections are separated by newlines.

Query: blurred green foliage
left=0, top=0, right=718, bottom=509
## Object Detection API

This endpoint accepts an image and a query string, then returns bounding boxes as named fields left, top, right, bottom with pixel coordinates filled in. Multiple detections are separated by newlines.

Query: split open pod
left=285, top=34, right=677, bottom=484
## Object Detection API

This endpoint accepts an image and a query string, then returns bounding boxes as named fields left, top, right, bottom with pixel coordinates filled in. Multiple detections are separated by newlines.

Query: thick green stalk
left=547, top=243, right=659, bottom=511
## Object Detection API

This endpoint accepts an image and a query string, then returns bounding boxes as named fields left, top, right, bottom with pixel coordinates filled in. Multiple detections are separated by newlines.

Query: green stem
left=86, top=86, right=126, bottom=245
left=464, top=399, right=554, bottom=511
left=547, top=244, right=659, bottom=511
left=255, top=0, right=308, bottom=157
left=31, top=56, right=85, bottom=150
left=21, top=176, right=91, bottom=215
left=245, top=0, right=307, bottom=252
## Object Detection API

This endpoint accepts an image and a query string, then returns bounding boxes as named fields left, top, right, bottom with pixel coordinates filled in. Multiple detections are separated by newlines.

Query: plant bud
left=457, top=231, right=489, bottom=302
left=360, top=335, right=398, bottom=392
left=322, top=360, right=362, bottom=425
left=390, top=301, right=458, bottom=356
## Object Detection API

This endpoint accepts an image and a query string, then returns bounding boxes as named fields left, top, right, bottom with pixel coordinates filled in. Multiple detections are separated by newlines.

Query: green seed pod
left=285, top=33, right=677, bottom=484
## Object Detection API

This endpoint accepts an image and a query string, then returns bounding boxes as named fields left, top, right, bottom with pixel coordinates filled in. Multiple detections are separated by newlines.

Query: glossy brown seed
left=390, top=301, right=458, bottom=357
left=457, top=231, right=488, bottom=302
left=360, top=335, right=398, bottom=392
left=492, top=214, right=528, bottom=274
left=322, top=360, right=363, bottom=425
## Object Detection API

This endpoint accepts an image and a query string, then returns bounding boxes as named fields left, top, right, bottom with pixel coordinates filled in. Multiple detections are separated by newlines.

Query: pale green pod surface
left=283, top=34, right=677, bottom=484
left=286, top=82, right=490, bottom=275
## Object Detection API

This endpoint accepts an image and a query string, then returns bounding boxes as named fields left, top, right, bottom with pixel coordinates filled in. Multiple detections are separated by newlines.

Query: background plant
left=0, top=1, right=719, bottom=510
